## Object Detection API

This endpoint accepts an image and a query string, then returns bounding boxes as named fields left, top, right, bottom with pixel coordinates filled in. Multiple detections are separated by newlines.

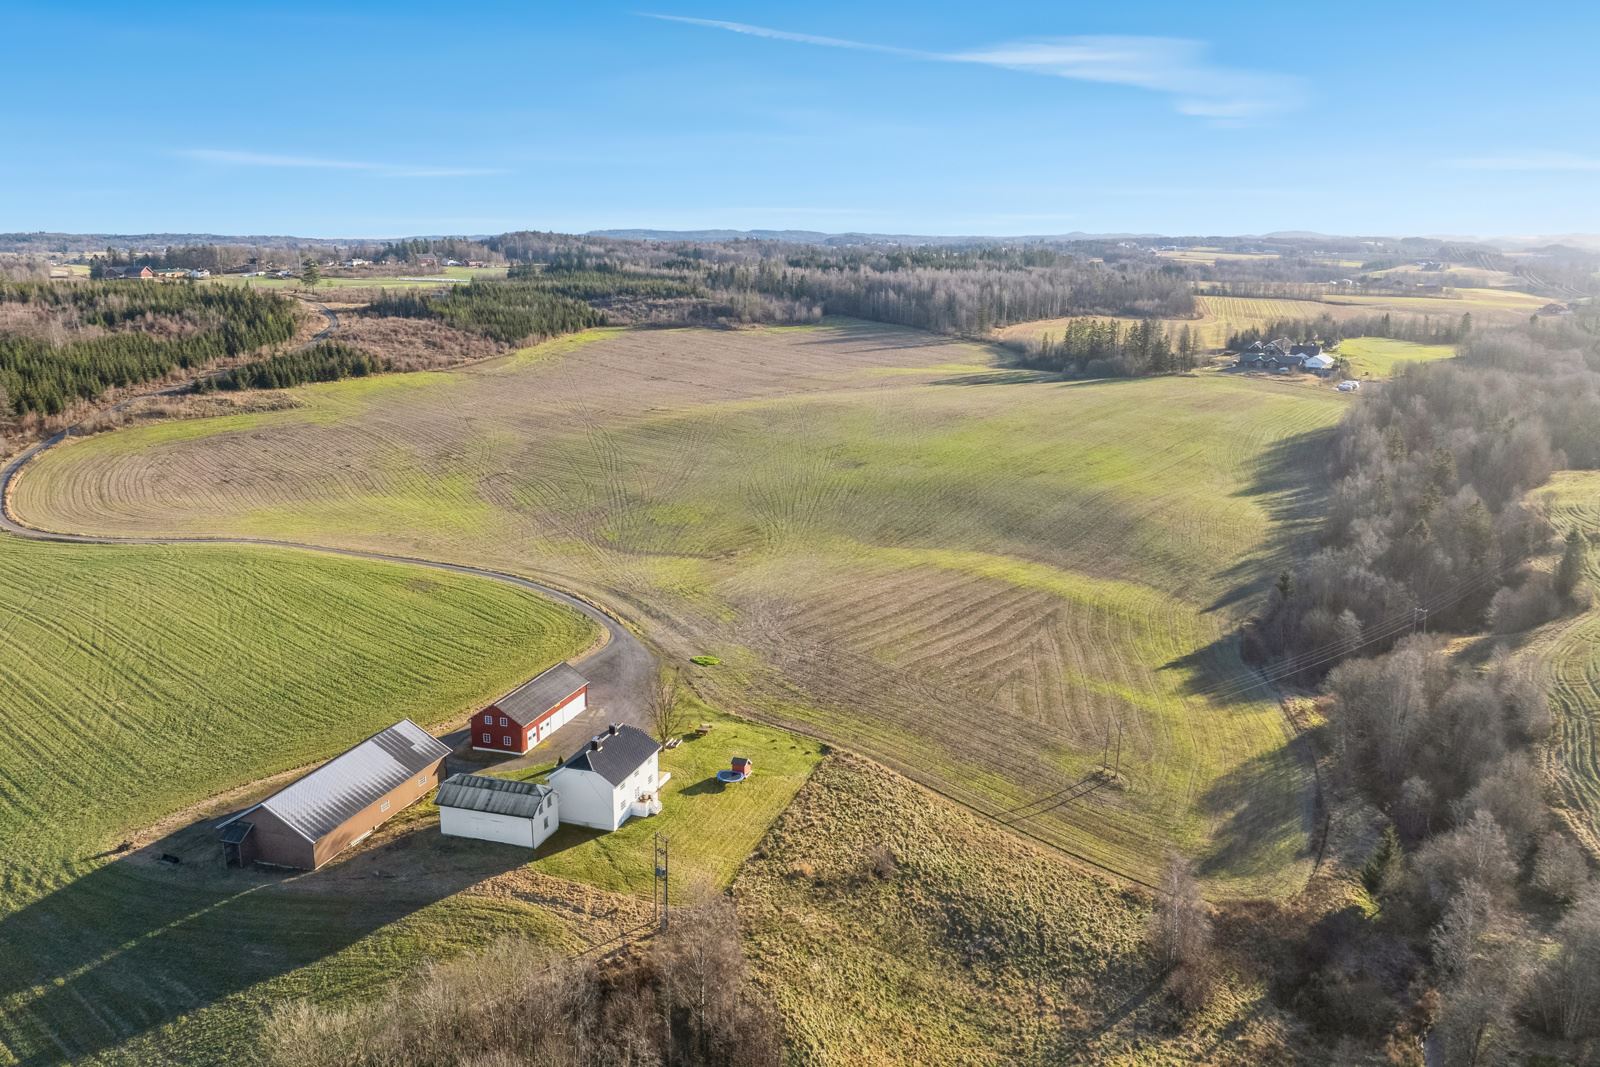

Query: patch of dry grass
left=330, top=314, right=509, bottom=370
left=736, top=754, right=1322, bottom=1065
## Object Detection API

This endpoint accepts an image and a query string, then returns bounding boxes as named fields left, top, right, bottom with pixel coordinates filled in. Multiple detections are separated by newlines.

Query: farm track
left=0, top=435, right=658, bottom=738
left=8, top=323, right=1342, bottom=895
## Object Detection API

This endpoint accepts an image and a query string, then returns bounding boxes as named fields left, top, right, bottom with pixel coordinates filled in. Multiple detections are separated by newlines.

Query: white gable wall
left=549, top=767, right=622, bottom=831
left=549, top=752, right=663, bottom=832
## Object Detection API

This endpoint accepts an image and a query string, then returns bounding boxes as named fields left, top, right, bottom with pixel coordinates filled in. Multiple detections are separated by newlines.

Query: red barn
left=473, top=662, right=588, bottom=755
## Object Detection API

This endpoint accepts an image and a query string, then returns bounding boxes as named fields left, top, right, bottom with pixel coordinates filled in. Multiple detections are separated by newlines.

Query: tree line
left=1014, top=317, right=1201, bottom=377
left=368, top=280, right=603, bottom=345
left=203, top=342, right=386, bottom=392
left=1247, top=317, right=1600, bottom=1057
left=1250, top=321, right=1600, bottom=676
left=1227, top=312, right=1472, bottom=351
left=0, top=281, right=298, bottom=416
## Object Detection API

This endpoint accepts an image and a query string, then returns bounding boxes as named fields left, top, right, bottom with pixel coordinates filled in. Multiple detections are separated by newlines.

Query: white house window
left=380, top=801, right=390, bottom=813
left=543, top=815, right=549, bottom=829
left=499, top=716, right=508, bottom=727
left=481, top=732, right=491, bottom=744
left=502, top=735, right=512, bottom=747
left=483, top=714, right=493, bottom=724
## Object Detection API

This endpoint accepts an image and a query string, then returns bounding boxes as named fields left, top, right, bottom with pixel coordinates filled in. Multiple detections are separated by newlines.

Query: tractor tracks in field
left=0, top=433, right=657, bottom=737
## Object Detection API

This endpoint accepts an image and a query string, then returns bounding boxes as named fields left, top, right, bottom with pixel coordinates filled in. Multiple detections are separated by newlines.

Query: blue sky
left=5, top=1, right=1599, bottom=238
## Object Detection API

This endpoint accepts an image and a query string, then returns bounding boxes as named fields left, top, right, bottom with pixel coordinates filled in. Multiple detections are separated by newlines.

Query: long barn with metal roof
left=218, top=719, right=451, bottom=870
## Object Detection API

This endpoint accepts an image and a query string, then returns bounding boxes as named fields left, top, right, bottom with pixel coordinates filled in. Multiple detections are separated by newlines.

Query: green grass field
left=0, top=536, right=600, bottom=1064
left=216, top=265, right=507, bottom=291
left=1524, top=471, right=1600, bottom=855
left=998, top=285, right=1546, bottom=353
left=15, top=321, right=1345, bottom=897
left=1335, top=336, right=1456, bottom=378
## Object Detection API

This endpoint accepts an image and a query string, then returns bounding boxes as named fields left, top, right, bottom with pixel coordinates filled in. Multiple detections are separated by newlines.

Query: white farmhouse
left=436, top=772, right=560, bottom=849
left=547, top=723, right=668, bottom=831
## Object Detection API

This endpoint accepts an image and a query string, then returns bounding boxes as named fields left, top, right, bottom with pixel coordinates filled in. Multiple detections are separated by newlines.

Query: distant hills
left=4, top=228, right=1598, bottom=255
left=586, top=228, right=1160, bottom=246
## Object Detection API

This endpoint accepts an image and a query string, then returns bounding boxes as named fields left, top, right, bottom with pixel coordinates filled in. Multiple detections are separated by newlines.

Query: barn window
left=380, top=801, right=390, bottom=813
left=483, top=714, right=493, bottom=724
left=502, top=736, right=512, bottom=747
left=499, top=716, right=508, bottom=727
left=481, top=732, right=491, bottom=744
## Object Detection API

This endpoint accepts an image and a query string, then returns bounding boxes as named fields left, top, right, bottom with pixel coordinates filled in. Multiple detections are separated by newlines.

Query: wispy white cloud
left=1449, top=152, right=1600, bottom=172
left=177, top=148, right=504, bottom=178
left=644, top=15, right=1301, bottom=122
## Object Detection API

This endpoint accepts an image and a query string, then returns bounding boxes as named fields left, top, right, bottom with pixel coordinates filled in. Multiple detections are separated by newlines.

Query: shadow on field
left=1204, top=423, right=1339, bottom=617
left=0, top=810, right=527, bottom=1065
left=928, top=368, right=1055, bottom=386
left=1193, top=744, right=1317, bottom=884
left=1156, top=636, right=1266, bottom=704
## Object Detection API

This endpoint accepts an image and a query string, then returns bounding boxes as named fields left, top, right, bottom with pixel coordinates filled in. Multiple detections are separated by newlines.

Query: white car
left=1336, top=380, right=1360, bottom=392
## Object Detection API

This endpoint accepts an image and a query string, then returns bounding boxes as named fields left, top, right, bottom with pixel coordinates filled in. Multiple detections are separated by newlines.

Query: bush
left=1532, top=833, right=1591, bottom=902
left=1487, top=572, right=1562, bottom=634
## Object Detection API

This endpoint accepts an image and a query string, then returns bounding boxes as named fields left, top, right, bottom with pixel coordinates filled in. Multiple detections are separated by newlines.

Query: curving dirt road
left=0, top=433, right=656, bottom=752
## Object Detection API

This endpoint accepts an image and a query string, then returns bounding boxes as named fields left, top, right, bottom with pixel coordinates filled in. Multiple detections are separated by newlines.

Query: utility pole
left=653, top=834, right=670, bottom=933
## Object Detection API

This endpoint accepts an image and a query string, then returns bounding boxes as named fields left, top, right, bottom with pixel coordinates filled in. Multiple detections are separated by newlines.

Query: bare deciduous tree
left=1415, top=811, right=1518, bottom=909
left=1530, top=884, right=1600, bottom=1040
left=649, top=667, right=687, bottom=744
left=654, top=899, right=780, bottom=1067
left=1149, top=855, right=1211, bottom=963
left=1531, top=832, right=1591, bottom=903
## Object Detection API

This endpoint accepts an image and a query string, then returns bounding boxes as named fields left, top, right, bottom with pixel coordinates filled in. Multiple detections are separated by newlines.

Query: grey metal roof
left=257, top=720, right=451, bottom=842
left=553, top=724, right=660, bottom=787
left=435, top=773, right=554, bottom=819
left=492, top=662, right=587, bottom=727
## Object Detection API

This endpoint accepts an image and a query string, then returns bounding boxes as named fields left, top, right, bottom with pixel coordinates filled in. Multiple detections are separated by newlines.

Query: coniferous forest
left=0, top=281, right=298, bottom=416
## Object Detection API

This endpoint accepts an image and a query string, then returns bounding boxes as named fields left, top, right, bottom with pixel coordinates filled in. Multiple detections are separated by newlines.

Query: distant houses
left=217, top=720, right=451, bottom=870
left=1236, top=338, right=1344, bottom=377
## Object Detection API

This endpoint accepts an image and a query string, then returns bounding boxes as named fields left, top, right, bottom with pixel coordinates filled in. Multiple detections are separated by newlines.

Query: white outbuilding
left=548, top=723, right=668, bottom=832
left=436, top=772, right=560, bottom=849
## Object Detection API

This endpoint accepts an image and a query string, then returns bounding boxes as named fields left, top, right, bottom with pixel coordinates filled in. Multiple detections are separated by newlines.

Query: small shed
left=437, top=773, right=560, bottom=849
left=731, top=756, right=753, bottom=777
left=217, top=719, right=450, bottom=870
